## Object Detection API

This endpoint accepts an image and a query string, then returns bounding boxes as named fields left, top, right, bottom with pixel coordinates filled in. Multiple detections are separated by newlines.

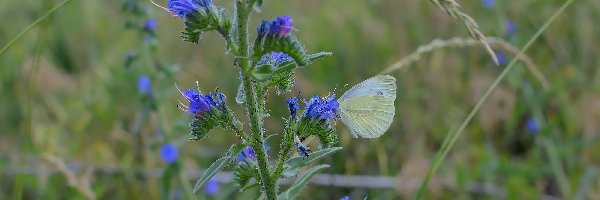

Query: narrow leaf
left=278, top=164, right=329, bottom=200
left=193, top=144, right=245, bottom=193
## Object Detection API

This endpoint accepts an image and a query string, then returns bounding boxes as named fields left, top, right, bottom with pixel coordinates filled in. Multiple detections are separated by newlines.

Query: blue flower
left=526, top=117, right=539, bottom=134
left=481, top=0, right=495, bottom=8
left=257, top=52, right=293, bottom=66
left=304, top=95, right=338, bottom=120
left=268, top=15, right=294, bottom=37
left=286, top=97, right=300, bottom=117
left=257, top=20, right=268, bottom=38
left=496, top=51, right=507, bottom=66
left=505, top=21, right=516, bottom=36
left=160, top=143, right=178, bottom=164
left=205, top=178, right=220, bottom=196
left=144, top=19, right=157, bottom=32
left=137, top=75, right=152, bottom=95
left=177, top=84, right=224, bottom=116
left=340, top=196, right=350, bottom=200
left=167, top=0, right=201, bottom=18
left=236, top=146, right=256, bottom=162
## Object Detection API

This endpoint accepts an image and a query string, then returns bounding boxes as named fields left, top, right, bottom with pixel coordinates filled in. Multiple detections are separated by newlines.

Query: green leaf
left=240, top=183, right=259, bottom=192
left=193, top=143, right=245, bottom=193
left=283, top=147, right=341, bottom=177
left=278, top=164, right=329, bottom=200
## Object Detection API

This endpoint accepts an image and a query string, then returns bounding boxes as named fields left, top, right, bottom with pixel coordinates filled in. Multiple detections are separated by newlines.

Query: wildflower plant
left=153, top=0, right=395, bottom=198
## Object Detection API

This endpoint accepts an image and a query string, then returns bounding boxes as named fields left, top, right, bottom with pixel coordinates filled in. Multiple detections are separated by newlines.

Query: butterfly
left=337, top=75, right=397, bottom=138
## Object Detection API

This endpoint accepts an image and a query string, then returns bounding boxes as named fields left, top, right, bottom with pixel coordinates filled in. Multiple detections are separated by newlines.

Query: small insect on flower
left=294, top=135, right=311, bottom=158
left=160, top=143, right=179, bottom=164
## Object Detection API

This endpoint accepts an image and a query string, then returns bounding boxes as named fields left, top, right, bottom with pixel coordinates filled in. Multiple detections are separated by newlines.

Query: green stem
left=235, top=0, right=277, bottom=199
left=272, top=120, right=296, bottom=179
left=413, top=0, right=577, bottom=198
left=0, top=0, right=73, bottom=57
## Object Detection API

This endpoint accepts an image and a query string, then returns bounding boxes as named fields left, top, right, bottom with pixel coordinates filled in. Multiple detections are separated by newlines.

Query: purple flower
left=481, top=0, right=495, bottom=8
left=505, top=21, right=516, bottom=36
left=236, top=146, right=256, bottom=162
left=268, top=15, right=294, bottom=37
left=160, top=143, right=178, bottom=164
left=304, top=95, right=338, bottom=120
left=526, top=117, right=539, bottom=134
left=340, top=196, right=350, bottom=200
left=137, top=75, right=152, bottom=95
left=205, top=178, right=220, bottom=196
left=496, top=52, right=507, bottom=66
left=257, top=52, right=292, bottom=66
left=144, top=19, right=157, bottom=32
left=168, top=0, right=200, bottom=18
left=257, top=20, right=268, bottom=38
left=177, top=84, right=226, bottom=116
left=286, top=97, right=300, bottom=117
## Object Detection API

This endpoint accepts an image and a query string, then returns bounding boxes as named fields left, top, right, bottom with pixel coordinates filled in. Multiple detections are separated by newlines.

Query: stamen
left=176, top=104, right=189, bottom=112
left=177, top=99, right=189, bottom=109
left=148, top=0, right=178, bottom=17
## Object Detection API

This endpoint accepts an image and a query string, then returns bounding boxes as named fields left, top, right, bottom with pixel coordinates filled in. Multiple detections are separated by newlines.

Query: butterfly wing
left=338, top=75, right=396, bottom=138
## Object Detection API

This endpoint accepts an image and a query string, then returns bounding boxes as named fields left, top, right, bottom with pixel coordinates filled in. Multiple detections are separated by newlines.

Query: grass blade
left=0, top=0, right=73, bottom=57
left=414, top=0, right=578, bottom=199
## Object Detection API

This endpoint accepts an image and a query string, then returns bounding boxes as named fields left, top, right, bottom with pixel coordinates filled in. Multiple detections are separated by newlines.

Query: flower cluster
left=177, top=84, right=225, bottom=116
left=286, top=97, right=300, bottom=117
left=257, top=52, right=293, bottom=67
left=304, top=95, right=339, bottom=120
left=177, top=84, right=232, bottom=140
left=168, top=0, right=212, bottom=18
left=289, top=95, right=340, bottom=148
left=268, top=15, right=294, bottom=38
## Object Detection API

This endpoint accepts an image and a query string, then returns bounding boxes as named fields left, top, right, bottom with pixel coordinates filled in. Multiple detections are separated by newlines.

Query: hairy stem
left=272, top=120, right=296, bottom=179
left=235, top=0, right=277, bottom=199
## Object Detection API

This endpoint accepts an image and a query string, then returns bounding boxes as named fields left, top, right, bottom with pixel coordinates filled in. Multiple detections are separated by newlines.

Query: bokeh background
left=1, top=0, right=600, bottom=199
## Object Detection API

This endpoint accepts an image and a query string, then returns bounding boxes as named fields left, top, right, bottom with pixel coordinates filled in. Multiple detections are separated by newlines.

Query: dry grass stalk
left=380, top=37, right=550, bottom=90
left=42, top=154, right=96, bottom=200
left=429, top=0, right=498, bottom=64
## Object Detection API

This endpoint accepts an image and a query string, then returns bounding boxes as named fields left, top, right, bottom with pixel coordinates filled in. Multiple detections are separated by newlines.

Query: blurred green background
left=1, top=0, right=600, bottom=199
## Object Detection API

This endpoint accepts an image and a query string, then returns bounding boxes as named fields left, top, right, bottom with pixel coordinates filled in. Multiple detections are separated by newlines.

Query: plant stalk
left=235, top=0, right=277, bottom=199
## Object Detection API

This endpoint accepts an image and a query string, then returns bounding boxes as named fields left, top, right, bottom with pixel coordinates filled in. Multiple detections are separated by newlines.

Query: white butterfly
left=337, top=75, right=397, bottom=138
